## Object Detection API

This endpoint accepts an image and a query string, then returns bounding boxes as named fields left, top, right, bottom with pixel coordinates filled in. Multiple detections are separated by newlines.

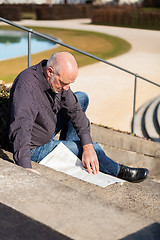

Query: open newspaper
left=40, top=142, right=125, bottom=187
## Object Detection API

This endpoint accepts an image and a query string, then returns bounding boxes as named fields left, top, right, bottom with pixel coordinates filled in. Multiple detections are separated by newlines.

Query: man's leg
left=31, top=139, right=83, bottom=163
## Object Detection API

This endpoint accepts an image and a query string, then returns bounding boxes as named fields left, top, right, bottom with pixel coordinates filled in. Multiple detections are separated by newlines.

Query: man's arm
left=9, top=81, right=38, bottom=169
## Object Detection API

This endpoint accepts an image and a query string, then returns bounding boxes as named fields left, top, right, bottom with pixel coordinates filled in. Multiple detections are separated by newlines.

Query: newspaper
left=40, top=142, right=125, bottom=188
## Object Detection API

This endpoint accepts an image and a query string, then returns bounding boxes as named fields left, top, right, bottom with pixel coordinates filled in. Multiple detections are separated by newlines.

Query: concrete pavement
left=0, top=151, right=160, bottom=240
left=1, top=18, right=159, bottom=132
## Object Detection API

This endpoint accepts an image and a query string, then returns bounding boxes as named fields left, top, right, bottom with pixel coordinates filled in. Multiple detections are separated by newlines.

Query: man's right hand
left=82, top=143, right=99, bottom=175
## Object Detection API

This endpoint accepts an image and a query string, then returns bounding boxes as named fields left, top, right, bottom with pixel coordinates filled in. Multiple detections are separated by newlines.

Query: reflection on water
left=0, top=30, right=57, bottom=61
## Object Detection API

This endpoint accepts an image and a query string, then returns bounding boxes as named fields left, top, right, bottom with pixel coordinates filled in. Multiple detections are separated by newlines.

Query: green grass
left=0, top=25, right=131, bottom=83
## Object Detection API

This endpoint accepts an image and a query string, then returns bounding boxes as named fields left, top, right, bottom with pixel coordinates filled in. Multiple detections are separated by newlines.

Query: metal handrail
left=0, top=17, right=160, bottom=134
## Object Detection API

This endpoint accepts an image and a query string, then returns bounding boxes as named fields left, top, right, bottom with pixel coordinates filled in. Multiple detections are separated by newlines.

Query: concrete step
left=134, top=95, right=160, bottom=143
left=145, top=96, right=160, bottom=143
left=90, top=124, right=160, bottom=158
left=100, top=144, right=160, bottom=177
left=0, top=158, right=160, bottom=240
left=1, top=124, right=160, bottom=239
left=157, top=103, right=160, bottom=130
left=133, top=99, right=151, bottom=138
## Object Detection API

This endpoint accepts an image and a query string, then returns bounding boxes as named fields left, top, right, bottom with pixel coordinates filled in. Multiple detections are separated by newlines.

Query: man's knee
left=74, top=91, right=89, bottom=112
left=92, top=142, right=103, bottom=155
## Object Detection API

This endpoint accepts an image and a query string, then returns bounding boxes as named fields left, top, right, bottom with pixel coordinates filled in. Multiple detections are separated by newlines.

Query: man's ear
left=47, top=66, right=54, bottom=77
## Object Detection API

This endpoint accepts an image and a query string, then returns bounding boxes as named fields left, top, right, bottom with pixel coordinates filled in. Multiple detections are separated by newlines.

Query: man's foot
left=117, top=165, right=149, bottom=183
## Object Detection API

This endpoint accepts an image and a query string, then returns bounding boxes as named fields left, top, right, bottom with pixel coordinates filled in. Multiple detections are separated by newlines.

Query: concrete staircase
left=0, top=124, right=160, bottom=240
left=134, top=95, right=160, bottom=143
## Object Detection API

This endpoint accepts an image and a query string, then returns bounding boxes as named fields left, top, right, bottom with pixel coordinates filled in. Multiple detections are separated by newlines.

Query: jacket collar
left=33, top=59, right=50, bottom=92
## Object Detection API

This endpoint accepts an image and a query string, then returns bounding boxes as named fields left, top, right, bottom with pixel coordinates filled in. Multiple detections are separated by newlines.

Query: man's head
left=45, top=52, right=78, bottom=93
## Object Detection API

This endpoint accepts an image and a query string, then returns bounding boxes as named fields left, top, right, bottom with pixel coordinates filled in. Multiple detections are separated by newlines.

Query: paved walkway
left=1, top=19, right=160, bottom=131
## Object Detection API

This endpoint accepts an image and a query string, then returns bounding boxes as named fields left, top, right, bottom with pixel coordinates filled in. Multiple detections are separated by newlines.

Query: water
left=0, top=30, right=57, bottom=61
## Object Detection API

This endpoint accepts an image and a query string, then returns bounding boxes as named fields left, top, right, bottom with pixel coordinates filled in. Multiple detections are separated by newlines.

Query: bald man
left=9, top=52, right=149, bottom=182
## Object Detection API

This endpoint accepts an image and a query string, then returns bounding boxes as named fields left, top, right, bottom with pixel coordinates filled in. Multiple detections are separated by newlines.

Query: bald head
left=45, top=52, right=78, bottom=93
left=47, top=52, right=78, bottom=82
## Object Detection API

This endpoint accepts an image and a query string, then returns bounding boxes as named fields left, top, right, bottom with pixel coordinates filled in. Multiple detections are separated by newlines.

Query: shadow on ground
left=121, top=222, right=160, bottom=240
left=0, top=148, right=13, bottom=163
left=0, top=203, right=72, bottom=240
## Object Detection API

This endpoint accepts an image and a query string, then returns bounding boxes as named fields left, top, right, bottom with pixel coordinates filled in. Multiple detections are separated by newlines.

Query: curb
left=91, top=124, right=160, bottom=158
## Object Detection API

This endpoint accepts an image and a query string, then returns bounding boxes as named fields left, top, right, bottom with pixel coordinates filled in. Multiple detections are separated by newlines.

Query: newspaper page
left=40, top=142, right=125, bottom=187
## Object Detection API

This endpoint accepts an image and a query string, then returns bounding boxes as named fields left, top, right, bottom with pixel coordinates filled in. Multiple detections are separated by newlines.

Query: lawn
left=0, top=25, right=131, bottom=83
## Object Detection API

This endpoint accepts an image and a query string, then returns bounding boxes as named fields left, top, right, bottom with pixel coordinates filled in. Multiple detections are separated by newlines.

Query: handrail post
left=28, top=30, right=32, bottom=67
left=132, top=74, right=138, bottom=134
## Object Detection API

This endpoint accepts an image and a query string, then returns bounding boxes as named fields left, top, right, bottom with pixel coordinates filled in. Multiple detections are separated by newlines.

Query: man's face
left=49, top=73, right=74, bottom=93
left=47, top=66, right=76, bottom=93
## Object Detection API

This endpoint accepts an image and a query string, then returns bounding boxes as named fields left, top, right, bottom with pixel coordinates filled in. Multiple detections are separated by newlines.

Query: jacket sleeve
left=9, top=81, right=38, bottom=168
left=62, top=89, right=92, bottom=146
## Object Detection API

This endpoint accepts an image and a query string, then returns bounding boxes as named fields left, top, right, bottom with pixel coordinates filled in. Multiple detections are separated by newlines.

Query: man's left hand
left=82, top=144, right=99, bottom=175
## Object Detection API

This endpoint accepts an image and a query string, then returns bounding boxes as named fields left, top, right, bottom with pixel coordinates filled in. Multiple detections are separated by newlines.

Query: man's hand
left=82, top=144, right=99, bottom=175
left=26, top=168, right=41, bottom=175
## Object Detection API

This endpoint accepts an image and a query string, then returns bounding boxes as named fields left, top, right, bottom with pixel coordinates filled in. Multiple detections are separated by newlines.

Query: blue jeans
left=31, top=92, right=120, bottom=177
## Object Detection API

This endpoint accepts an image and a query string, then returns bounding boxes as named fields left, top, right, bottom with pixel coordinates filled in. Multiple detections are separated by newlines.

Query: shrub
left=0, top=5, right=21, bottom=21
left=142, top=0, right=160, bottom=8
left=92, top=6, right=160, bottom=30
left=0, top=81, right=11, bottom=151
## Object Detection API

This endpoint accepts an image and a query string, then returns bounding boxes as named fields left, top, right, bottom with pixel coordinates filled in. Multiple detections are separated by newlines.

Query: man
left=9, top=52, right=149, bottom=182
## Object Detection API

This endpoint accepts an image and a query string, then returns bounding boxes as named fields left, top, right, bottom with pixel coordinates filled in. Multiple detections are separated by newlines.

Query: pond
left=0, top=30, right=57, bottom=61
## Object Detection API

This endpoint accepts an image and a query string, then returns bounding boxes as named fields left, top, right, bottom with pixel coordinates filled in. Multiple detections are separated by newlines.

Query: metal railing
left=0, top=17, right=160, bottom=134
